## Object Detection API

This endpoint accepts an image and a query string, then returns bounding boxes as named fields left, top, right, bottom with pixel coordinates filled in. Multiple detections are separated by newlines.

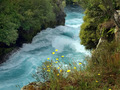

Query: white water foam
left=0, top=6, right=90, bottom=90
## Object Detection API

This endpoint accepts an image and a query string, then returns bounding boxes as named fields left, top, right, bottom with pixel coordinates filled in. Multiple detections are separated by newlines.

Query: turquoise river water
left=0, top=6, right=90, bottom=90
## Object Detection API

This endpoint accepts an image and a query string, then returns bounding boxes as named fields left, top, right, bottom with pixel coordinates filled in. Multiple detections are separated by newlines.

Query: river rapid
left=0, top=6, right=90, bottom=90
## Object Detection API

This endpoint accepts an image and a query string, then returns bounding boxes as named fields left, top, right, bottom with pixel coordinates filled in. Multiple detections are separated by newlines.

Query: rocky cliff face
left=0, top=0, right=66, bottom=64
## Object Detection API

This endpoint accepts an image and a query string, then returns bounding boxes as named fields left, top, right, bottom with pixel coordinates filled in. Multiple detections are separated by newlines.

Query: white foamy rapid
left=0, top=5, right=90, bottom=90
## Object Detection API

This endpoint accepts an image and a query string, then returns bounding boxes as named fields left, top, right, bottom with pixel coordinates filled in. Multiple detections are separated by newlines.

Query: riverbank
left=22, top=41, right=120, bottom=90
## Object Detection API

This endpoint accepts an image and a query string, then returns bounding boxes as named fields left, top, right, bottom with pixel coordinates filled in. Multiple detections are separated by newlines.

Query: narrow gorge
left=0, top=5, right=89, bottom=90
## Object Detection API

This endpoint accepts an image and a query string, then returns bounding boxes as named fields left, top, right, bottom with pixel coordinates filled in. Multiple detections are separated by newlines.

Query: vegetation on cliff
left=0, top=0, right=65, bottom=46
left=79, top=0, right=120, bottom=49
left=22, top=42, right=120, bottom=90
left=0, top=0, right=66, bottom=63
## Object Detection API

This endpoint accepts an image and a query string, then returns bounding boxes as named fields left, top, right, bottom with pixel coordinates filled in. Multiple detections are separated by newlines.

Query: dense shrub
left=79, top=0, right=120, bottom=49
left=0, top=0, right=65, bottom=46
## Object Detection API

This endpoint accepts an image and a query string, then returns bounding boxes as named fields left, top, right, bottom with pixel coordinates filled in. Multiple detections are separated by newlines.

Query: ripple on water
left=0, top=6, right=90, bottom=90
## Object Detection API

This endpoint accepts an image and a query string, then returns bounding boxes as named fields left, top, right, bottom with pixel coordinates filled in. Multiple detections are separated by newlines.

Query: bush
left=0, top=0, right=64, bottom=45
left=22, top=44, right=120, bottom=89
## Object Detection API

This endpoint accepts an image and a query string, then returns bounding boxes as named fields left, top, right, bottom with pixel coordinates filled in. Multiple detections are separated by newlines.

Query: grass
left=22, top=41, right=120, bottom=90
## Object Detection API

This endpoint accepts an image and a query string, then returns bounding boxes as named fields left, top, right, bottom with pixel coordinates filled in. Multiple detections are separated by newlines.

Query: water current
left=0, top=6, right=90, bottom=90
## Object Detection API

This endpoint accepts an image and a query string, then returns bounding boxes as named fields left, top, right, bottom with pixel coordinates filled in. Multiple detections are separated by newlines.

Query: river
left=0, top=5, right=90, bottom=90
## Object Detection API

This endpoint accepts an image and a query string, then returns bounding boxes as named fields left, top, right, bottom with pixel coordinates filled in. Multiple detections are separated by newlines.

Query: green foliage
left=99, top=27, right=115, bottom=41
left=79, top=0, right=120, bottom=49
left=18, top=0, right=55, bottom=30
left=0, top=29, right=18, bottom=45
left=80, top=26, right=98, bottom=49
left=0, top=0, right=20, bottom=45
left=24, top=43, right=120, bottom=89
left=79, top=5, right=106, bottom=49
left=0, top=0, right=63, bottom=46
left=107, top=28, right=115, bottom=34
left=62, top=1, right=66, bottom=8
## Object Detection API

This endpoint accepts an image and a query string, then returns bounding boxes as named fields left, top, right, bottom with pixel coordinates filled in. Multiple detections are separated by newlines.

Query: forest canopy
left=0, top=0, right=63, bottom=45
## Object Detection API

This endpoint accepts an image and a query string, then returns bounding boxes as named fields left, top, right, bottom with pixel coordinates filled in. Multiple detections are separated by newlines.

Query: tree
left=0, top=0, right=57, bottom=45
left=0, top=0, right=20, bottom=45
left=79, top=0, right=120, bottom=28
left=79, top=0, right=120, bottom=49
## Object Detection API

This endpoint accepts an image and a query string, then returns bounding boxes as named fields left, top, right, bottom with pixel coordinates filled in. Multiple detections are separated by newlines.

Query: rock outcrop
left=21, top=82, right=42, bottom=90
